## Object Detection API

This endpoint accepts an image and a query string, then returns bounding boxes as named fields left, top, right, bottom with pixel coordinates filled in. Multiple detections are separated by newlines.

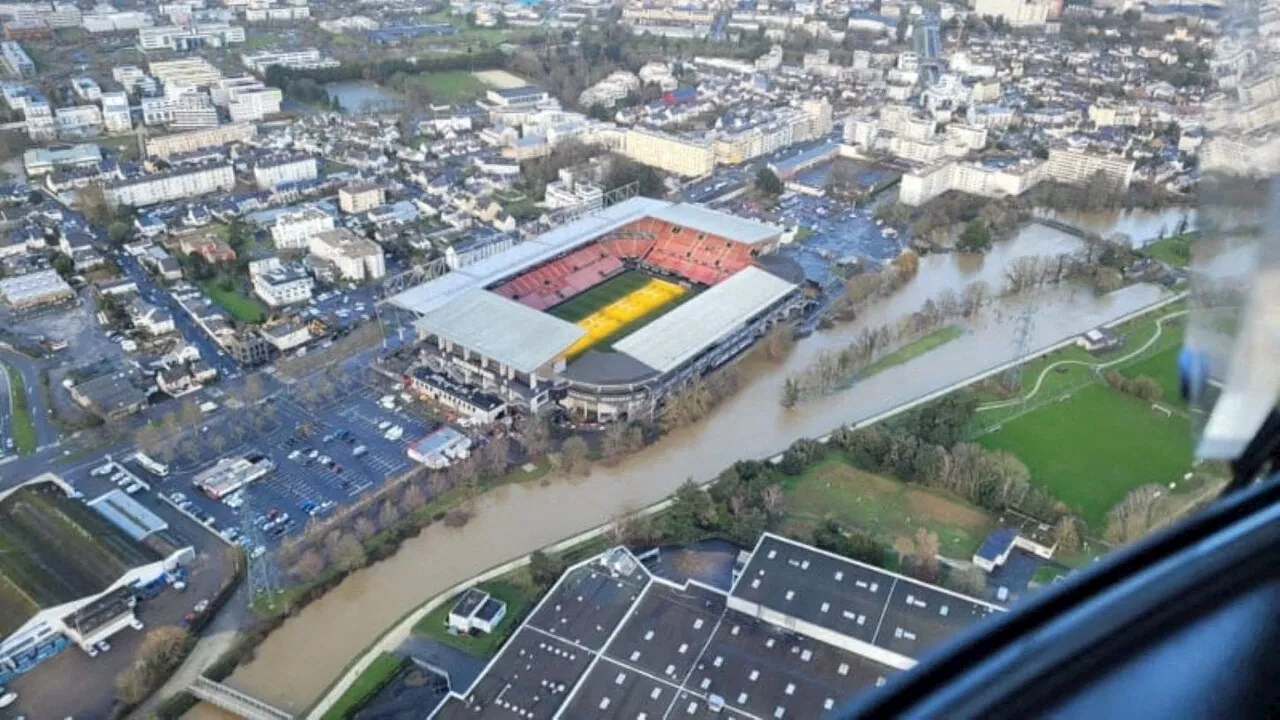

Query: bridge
left=188, top=676, right=293, bottom=720
left=1030, top=213, right=1092, bottom=239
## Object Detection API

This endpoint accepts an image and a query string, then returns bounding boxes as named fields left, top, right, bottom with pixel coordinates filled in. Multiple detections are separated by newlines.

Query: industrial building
left=0, top=476, right=192, bottom=684
left=193, top=454, right=275, bottom=500
left=0, top=269, right=74, bottom=308
left=433, top=533, right=1001, bottom=718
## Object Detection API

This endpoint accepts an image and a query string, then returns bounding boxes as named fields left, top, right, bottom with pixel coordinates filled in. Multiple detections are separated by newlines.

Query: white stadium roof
left=649, top=203, right=781, bottom=245
left=614, top=266, right=797, bottom=373
left=413, top=289, right=585, bottom=374
left=386, top=197, right=670, bottom=316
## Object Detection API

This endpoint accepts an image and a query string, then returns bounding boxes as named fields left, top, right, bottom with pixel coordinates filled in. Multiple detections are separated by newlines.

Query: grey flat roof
left=89, top=490, right=169, bottom=541
left=650, top=203, right=781, bottom=245
left=614, top=266, right=797, bottom=374
left=414, top=289, right=585, bottom=374
left=386, top=197, right=671, bottom=316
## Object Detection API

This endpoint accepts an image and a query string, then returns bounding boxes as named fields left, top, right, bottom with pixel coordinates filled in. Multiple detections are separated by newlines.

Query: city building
left=259, top=319, right=312, bottom=353
left=579, top=70, right=641, bottom=108
left=145, top=123, right=255, bottom=158
left=147, top=57, right=223, bottom=88
left=137, top=23, right=244, bottom=52
left=484, top=85, right=551, bottom=109
left=210, top=75, right=281, bottom=121
left=105, top=163, right=235, bottom=207
left=1045, top=148, right=1135, bottom=191
left=54, top=105, right=103, bottom=137
left=544, top=169, right=602, bottom=211
left=141, top=91, right=219, bottom=129
left=68, top=371, right=149, bottom=419
left=899, top=158, right=1047, bottom=205
left=338, top=182, right=384, bottom=214
left=193, top=454, right=274, bottom=500
left=623, top=128, right=715, bottom=177
left=446, top=587, right=507, bottom=635
left=240, top=48, right=339, bottom=74
left=22, top=91, right=53, bottom=140
left=23, top=143, right=101, bottom=176
left=270, top=205, right=334, bottom=249
left=0, top=477, right=191, bottom=682
left=1087, top=102, right=1143, bottom=128
left=0, top=40, right=33, bottom=75
left=973, top=0, right=1053, bottom=26
left=308, top=227, right=385, bottom=281
left=249, top=257, right=313, bottom=306
left=2, top=19, right=48, bottom=40
left=0, top=268, right=74, bottom=308
left=71, top=76, right=101, bottom=102
left=99, top=92, right=132, bottom=133
left=82, top=7, right=153, bottom=33
left=252, top=154, right=317, bottom=189
left=407, top=367, right=506, bottom=424
left=406, top=426, right=472, bottom=469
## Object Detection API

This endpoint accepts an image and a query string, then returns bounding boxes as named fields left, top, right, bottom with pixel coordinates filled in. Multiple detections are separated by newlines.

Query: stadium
left=387, top=197, right=807, bottom=421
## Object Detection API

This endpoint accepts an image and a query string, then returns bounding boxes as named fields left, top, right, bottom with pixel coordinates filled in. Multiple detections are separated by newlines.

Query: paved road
left=0, top=346, right=60, bottom=450
left=0, top=355, right=11, bottom=454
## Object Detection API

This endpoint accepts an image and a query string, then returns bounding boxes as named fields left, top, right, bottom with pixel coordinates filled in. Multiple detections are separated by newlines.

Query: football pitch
left=550, top=271, right=689, bottom=356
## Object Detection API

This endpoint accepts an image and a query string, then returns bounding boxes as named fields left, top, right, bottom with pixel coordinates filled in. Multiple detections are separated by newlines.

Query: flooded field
left=188, top=215, right=1183, bottom=717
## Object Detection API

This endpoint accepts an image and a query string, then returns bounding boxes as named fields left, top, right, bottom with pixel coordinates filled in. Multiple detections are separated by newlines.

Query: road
left=0, top=346, right=60, bottom=451
left=0, top=355, right=11, bottom=454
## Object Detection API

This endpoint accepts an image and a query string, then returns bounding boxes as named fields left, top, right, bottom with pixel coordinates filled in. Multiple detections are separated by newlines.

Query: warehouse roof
left=0, top=269, right=73, bottom=306
left=614, top=266, right=796, bottom=374
left=89, top=490, right=169, bottom=542
left=0, top=481, right=161, bottom=637
left=650, top=203, right=781, bottom=245
left=413, top=288, right=585, bottom=374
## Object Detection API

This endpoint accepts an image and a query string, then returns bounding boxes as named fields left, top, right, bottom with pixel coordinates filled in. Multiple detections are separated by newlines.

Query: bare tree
left=378, top=500, right=401, bottom=529
left=560, top=435, right=591, bottom=476
left=1104, top=485, right=1167, bottom=545
left=761, top=484, right=784, bottom=517
left=909, top=528, right=941, bottom=583
left=331, top=532, right=367, bottom=571
left=480, top=435, right=511, bottom=478
left=241, top=373, right=266, bottom=406
left=761, top=323, right=796, bottom=362
left=520, top=415, right=552, bottom=457
left=403, top=483, right=427, bottom=510
left=600, top=422, right=630, bottom=465
left=290, top=549, right=326, bottom=582
left=354, top=515, right=377, bottom=541
left=1053, top=515, right=1082, bottom=553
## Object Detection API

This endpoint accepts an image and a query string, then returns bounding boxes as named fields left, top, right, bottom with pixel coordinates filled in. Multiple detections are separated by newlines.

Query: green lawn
left=548, top=271, right=653, bottom=322
left=1143, top=234, right=1194, bottom=267
left=781, top=457, right=996, bottom=559
left=202, top=281, right=269, bottom=324
left=1119, top=344, right=1183, bottom=404
left=5, top=364, right=36, bottom=455
left=407, top=71, right=489, bottom=104
left=412, top=580, right=535, bottom=657
left=978, top=383, right=1193, bottom=529
left=321, top=653, right=407, bottom=720
left=859, top=326, right=963, bottom=380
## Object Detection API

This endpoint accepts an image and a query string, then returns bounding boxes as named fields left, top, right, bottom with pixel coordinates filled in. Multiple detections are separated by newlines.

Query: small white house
left=447, top=587, right=507, bottom=635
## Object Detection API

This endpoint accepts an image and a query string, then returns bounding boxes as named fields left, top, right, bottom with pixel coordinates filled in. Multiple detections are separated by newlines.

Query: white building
left=579, top=71, right=641, bottom=108
left=82, top=8, right=153, bottom=33
left=141, top=90, right=218, bottom=129
left=147, top=57, right=223, bottom=87
left=72, top=76, right=102, bottom=102
left=308, top=227, right=385, bottom=281
left=240, top=48, right=339, bottom=74
left=973, top=0, right=1052, bottom=26
left=445, top=587, right=507, bottom=635
left=271, top=205, right=334, bottom=249
left=99, top=91, right=132, bottom=133
left=208, top=76, right=282, bottom=122
left=252, top=155, right=317, bottom=190
left=137, top=22, right=244, bottom=52
left=249, top=258, right=313, bottom=306
left=105, top=163, right=234, bottom=207
left=55, top=105, right=103, bottom=137
left=145, top=122, right=254, bottom=158
left=899, top=159, right=1047, bottom=206
left=338, top=182, right=384, bottom=214
left=1045, top=148, right=1135, bottom=191
left=23, top=93, right=53, bottom=140
left=1, top=40, right=34, bottom=75
left=623, top=127, right=715, bottom=177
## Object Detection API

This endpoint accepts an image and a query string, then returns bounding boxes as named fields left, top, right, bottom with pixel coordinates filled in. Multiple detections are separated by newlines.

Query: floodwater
left=189, top=215, right=1184, bottom=717
left=1043, top=206, right=1199, bottom=247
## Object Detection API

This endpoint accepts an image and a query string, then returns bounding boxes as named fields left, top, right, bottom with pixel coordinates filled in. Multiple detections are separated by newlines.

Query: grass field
left=412, top=579, right=536, bottom=656
left=1143, top=234, right=1194, bottom=267
left=321, top=653, right=407, bottom=720
left=5, top=364, right=35, bottom=455
left=202, top=280, right=269, bottom=324
left=550, top=271, right=689, bottom=355
left=978, top=383, right=1193, bottom=529
left=859, top=326, right=964, bottom=380
left=781, top=458, right=996, bottom=559
left=1119, top=344, right=1183, bottom=403
left=402, top=71, right=489, bottom=104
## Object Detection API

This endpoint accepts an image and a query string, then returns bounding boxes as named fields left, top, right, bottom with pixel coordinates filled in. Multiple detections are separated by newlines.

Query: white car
left=0, top=691, right=16, bottom=708
left=129, top=618, right=144, bottom=631
left=252, top=546, right=266, bottom=559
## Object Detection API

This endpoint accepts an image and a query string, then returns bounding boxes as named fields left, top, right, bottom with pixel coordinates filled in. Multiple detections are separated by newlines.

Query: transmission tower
left=240, top=489, right=280, bottom=611
left=1000, top=304, right=1036, bottom=393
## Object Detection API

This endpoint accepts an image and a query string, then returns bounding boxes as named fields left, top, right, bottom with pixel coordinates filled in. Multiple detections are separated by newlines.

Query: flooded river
left=190, top=215, right=1184, bottom=716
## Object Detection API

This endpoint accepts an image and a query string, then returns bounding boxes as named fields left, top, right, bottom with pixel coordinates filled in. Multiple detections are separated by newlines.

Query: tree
left=520, top=415, right=552, bottom=457
left=762, top=323, right=795, bottom=362
left=957, top=220, right=992, bottom=252
left=354, top=515, right=377, bottom=541
left=1053, top=515, right=1082, bottom=554
left=600, top=422, right=631, bottom=465
left=781, top=377, right=800, bottom=408
left=529, top=549, right=565, bottom=586
left=812, top=520, right=882, bottom=565
left=892, top=248, right=920, bottom=278
left=1104, top=484, right=1167, bottom=545
left=116, top=625, right=190, bottom=703
left=76, top=182, right=111, bottom=224
left=907, top=528, right=941, bottom=583
left=755, top=167, right=785, bottom=197
left=331, top=531, right=367, bottom=571
left=943, top=565, right=989, bottom=597
left=663, top=479, right=714, bottom=542
left=107, top=220, right=132, bottom=245
left=241, top=373, right=266, bottom=406
left=480, top=435, right=511, bottom=477
left=560, top=435, right=591, bottom=476
left=403, top=483, right=427, bottom=509
left=291, top=549, right=326, bottom=582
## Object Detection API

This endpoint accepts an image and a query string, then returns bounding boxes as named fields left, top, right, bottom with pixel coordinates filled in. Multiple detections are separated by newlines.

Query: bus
left=132, top=451, right=170, bottom=477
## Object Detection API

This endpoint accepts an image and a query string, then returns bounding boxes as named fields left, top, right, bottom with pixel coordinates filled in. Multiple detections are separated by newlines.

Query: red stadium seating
left=638, top=220, right=756, bottom=285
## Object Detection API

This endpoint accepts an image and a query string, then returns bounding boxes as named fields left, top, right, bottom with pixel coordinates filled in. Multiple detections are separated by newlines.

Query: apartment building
left=308, top=228, right=385, bottom=281
left=1087, top=103, right=1143, bottom=128
left=0, top=40, right=32, bottom=75
left=715, top=109, right=813, bottom=165
left=141, top=91, right=218, bottom=128
left=55, top=105, right=103, bottom=137
left=880, top=104, right=937, bottom=141
left=145, top=122, right=255, bottom=158
left=71, top=76, right=101, bottom=102
left=209, top=76, right=281, bottom=121
left=900, top=159, right=1047, bottom=206
left=82, top=8, right=152, bottom=32
left=1045, top=148, right=1135, bottom=191
left=888, top=135, right=945, bottom=164
left=100, top=92, right=131, bottom=133
left=22, top=91, right=52, bottom=140
left=973, top=0, right=1053, bottom=26
left=137, top=23, right=244, bottom=52
left=622, top=4, right=715, bottom=25
left=252, top=154, right=317, bottom=190
left=579, top=71, right=641, bottom=108
left=970, top=78, right=1001, bottom=103
left=338, top=182, right=384, bottom=214
left=241, top=48, right=339, bottom=74
left=105, top=163, right=234, bottom=207
left=270, top=205, right=334, bottom=249
left=249, top=258, right=313, bottom=307
left=944, top=123, right=988, bottom=152
left=148, top=57, right=223, bottom=88
left=623, top=127, right=715, bottom=177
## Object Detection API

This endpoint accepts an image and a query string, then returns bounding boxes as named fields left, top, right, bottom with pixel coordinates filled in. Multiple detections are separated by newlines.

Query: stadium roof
left=413, top=289, right=585, bottom=374
left=650, top=203, right=782, bottom=245
left=614, top=266, right=797, bottom=374
left=0, top=482, right=161, bottom=637
left=386, top=196, right=670, bottom=316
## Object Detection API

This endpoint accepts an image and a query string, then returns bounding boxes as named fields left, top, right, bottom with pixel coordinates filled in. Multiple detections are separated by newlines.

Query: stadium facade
left=388, top=198, right=808, bottom=421
left=431, top=532, right=1002, bottom=718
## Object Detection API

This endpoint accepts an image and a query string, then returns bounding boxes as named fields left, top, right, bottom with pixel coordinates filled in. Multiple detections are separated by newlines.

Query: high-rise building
left=1045, top=148, right=1135, bottom=190
left=623, top=128, right=715, bottom=177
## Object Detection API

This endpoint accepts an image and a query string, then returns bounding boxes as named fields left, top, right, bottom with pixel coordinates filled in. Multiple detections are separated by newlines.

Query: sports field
left=551, top=271, right=688, bottom=356
left=978, top=383, right=1193, bottom=529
